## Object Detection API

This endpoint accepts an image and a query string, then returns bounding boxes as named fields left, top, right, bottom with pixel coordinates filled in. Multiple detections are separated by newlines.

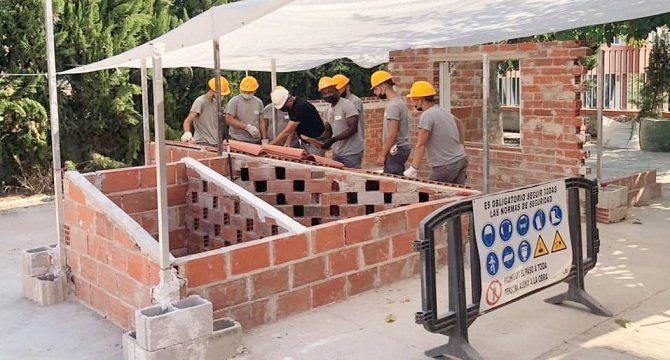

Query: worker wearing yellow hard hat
left=181, top=76, right=231, bottom=146
left=316, top=76, right=364, bottom=168
left=369, top=70, right=411, bottom=175
left=224, top=75, right=266, bottom=144
left=404, top=80, right=468, bottom=184
left=332, top=74, right=366, bottom=142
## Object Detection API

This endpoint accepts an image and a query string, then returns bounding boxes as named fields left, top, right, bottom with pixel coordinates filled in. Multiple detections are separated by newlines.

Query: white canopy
left=62, top=0, right=670, bottom=74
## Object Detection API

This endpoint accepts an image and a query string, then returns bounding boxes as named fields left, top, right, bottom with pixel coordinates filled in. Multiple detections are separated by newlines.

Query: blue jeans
left=334, top=152, right=363, bottom=169
left=383, top=146, right=411, bottom=175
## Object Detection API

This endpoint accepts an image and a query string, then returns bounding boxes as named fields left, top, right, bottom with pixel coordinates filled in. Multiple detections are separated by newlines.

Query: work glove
left=403, top=166, right=418, bottom=178
left=390, top=144, right=398, bottom=156
left=245, top=124, right=261, bottom=138
left=261, top=139, right=269, bottom=145
left=321, top=137, right=336, bottom=150
left=180, top=131, right=193, bottom=143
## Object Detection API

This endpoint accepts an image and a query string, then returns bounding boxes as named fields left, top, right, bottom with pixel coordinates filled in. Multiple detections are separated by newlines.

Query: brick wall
left=178, top=200, right=460, bottom=328
left=601, top=170, right=661, bottom=206
left=380, top=41, right=590, bottom=192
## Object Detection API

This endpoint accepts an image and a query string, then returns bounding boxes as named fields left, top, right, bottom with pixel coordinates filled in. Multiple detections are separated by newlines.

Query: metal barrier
left=413, top=177, right=612, bottom=359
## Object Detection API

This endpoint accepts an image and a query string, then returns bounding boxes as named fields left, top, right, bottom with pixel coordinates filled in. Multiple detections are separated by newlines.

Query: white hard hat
left=271, top=86, right=289, bottom=110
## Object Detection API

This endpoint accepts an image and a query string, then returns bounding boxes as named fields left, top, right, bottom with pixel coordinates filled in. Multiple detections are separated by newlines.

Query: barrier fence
left=414, top=177, right=612, bottom=359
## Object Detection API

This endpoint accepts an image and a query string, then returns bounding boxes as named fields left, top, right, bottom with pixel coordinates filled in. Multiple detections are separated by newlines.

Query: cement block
left=202, top=318, right=243, bottom=360
left=135, top=295, right=213, bottom=351
left=22, top=273, right=66, bottom=306
left=22, top=245, right=54, bottom=277
left=123, top=331, right=184, bottom=360
left=599, top=185, right=628, bottom=209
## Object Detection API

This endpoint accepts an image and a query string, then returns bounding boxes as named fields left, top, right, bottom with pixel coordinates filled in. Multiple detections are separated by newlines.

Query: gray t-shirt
left=326, top=97, right=363, bottom=156
left=190, top=94, right=220, bottom=146
left=383, top=96, right=410, bottom=149
left=418, top=105, right=466, bottom=167
left=225, top=94, right=263, bottom=142
left=346, top=93, right=365, bottom=137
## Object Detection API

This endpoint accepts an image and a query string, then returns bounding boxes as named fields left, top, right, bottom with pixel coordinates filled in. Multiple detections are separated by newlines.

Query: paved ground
left=2, top=188, right=669, bottom=359
left=585, top=144, right=670, bottom=180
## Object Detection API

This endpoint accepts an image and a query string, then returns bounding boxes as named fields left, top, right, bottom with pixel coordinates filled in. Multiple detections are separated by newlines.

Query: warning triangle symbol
left=551, top=231, right=567, bottom=253
left=534, top=235, right=549, bottom=258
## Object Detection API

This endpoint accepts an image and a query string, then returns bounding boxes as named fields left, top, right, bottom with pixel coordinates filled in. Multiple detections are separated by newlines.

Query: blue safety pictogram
left=482, top=223, right=496, bottom=247
left=549, top=205, right=562, bottom=226
left=499, top=219, right=513, bottom=242
left=518, top=240, right=531, bottom=263
left=486, top=252, right=499, bottom=276
left=516, top=214, right=530, bottom=236
left=502, top=246, right=515, bottom=269
left=533, top=209, right=546, bottom=231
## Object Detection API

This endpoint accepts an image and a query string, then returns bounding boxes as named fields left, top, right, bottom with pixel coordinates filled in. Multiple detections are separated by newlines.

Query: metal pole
left=43, top=0, right=66, bottom=272
left=141, top=59, right=151, bottom=165
left=270, top=58, right=277, bottom=139
left=482, top=54, right=490, bottom=194
left=596, top=50, right=604, bottom=181
left=213, top=40, right=223, bottom=156
left=151, top=43, right=170, bottom=270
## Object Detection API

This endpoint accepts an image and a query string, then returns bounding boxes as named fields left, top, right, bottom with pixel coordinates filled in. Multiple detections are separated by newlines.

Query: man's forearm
left=411, top=144, right=426, bottom=168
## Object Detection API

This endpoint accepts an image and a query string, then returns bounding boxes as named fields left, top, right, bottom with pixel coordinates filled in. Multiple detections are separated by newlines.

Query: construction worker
left=332, top=73, right=365, bottom=139
left=181, top=76, right=231, bottom=146
left=269, top=86, right=326, bottom=156
left=318, top=76, right=363, bottom=168
left=224, top=75, right=266, bottom=144
left=262, top=103, right=299, bottom=147
left=370, top=70, right=411, bottom=175
left=403, top=81, right=468, bottom=184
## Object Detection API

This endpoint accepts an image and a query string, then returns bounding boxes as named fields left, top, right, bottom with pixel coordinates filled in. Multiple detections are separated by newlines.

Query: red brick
left=64, top=199, right=78, bottom=226
left=329, top=247, right=359, bottom=275
left=69, top=226, right=89, bottom=255
left=311, top=277, right=346, bottom=307
left=89, top=234, right=110, bottom=264
left=208, top=278, right=248, bottom=309
left=139, top=166, right=157, bottom=189
left=379, top=259, right=408, bottom=285
left=80, top=255, right=98, bottom=283
left=392, top=231, right=417, bottom=258
left=167, top=184, right=188, bottom=206
left=187, top=254, right=227, bottom=287
left=277, top=287, right=311, bottom=319
left=122, top=191, right=157, bottom=214
left=312, top=223, right=345, bottom=253
left=320, top=192, right=347, bottom=205
left=266, top=180, right=294, bottom=193
left=362, top=239, right=390, bottom=266
left=95, top=212, right=114, bottom=238
left=230, top=242, right=270, bottom=275
left=108, top=300, right=132, bottom=329
left=273, top=234, right=309, bottom=265
left=377, top=211, right=407, bottom=238
left=98, top=264, right=118, bottom=295
left=405, top=203, right=434, bottom=230
left=292, top=257, right=326, bottom=287
left=175, top=163, right=188, bottom=183
left=65, top=249, right=80, bottom=274
left=251, top=267, right=289, bottom=299
left=69, top=181, right=87, bottom=204
left=113, top=227, right=136, bottom=250
left=117, top=274, right=137, bottom=306
left=127, top=252, right=150, bottom=284
left=78, top=205, right=95, bottom=231
left=101, top=169, right=140, bottom=194
left=379, top=181, right=397, bottom=193
left=285, top=168, right=312, bottom=180
left=305, top=180, right=332, bottom=193
left=343, top=217, right=377, bottom=245
left=90, top=285, right=111, bottom=316
left=226, top=299, right=269, bottom=329
left=347, top=267, right=377, bottom=296
left=248, top=166, right=275, bottom=181
left=74, top=278, right=92, bottom=304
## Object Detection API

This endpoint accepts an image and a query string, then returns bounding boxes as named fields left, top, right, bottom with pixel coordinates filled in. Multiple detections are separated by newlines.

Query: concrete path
left=1, top=186, right=669, bottom=359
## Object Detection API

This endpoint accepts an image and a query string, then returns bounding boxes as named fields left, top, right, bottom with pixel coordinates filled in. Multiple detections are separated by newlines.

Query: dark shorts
left=429, top=157, right=469, bottom=185
left=383, top=146, right=411, bottom=176
left=334, top=152, right=363, bottom=169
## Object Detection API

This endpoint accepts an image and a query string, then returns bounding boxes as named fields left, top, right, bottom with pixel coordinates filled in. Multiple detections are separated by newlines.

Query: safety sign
left=472, top=180, right=572, bottom=312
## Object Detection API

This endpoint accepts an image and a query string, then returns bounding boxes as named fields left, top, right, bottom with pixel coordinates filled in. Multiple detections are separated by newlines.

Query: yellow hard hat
left=208, top=76, right=231, bottom=96
left=407, top=81, right=437, bottom=98
left=332, top=74, right=350, bottom=90
left=370, top=70, right=392, bottom=89
left=318, top=76, right=337, bottom=91
left=240, top=75, right=259, bottom=92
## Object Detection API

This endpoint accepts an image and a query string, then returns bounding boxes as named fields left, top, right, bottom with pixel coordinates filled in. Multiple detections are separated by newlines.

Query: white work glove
left=180, top=131, right=192, bottom=143
left=403, top=166, right=418, bottom=178
left=390, top=144, right=398, bottom=156
left=245, top=124, right=261, bottom=138
left=261, top=139, right=269, bottom=145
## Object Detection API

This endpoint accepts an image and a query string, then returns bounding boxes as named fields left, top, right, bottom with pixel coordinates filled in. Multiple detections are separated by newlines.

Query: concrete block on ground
left=631, top=183, right=662, bottom=206
left=135, top=295, right=213, bottom=351
left=599, top=185, right=628, bottom=209
left=22, top=245, right=55, bottom=277
left=123, top=331, right=183, bottom=360
left=596, top=205, right=627, bottom=224
left=201, top=318, right=243, bottom=360
left=22, top=272, right=66, bottom=306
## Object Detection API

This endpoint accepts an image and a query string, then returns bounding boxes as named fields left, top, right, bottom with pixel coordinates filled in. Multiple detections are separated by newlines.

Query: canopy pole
left=482, top=54, right=490, bottom=194
left=141, top=59, right=151, bottom=165
left=44, top=0, right=65, bottom=272
left=596, top=50, right=604, bottom=182
left=270, top=58, right=277, bottom=139
left=213, top=40, right=223, bottom=156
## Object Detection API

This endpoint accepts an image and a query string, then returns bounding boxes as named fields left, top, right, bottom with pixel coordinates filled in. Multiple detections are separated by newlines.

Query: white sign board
left=473, top=180, right=572, bottom=312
